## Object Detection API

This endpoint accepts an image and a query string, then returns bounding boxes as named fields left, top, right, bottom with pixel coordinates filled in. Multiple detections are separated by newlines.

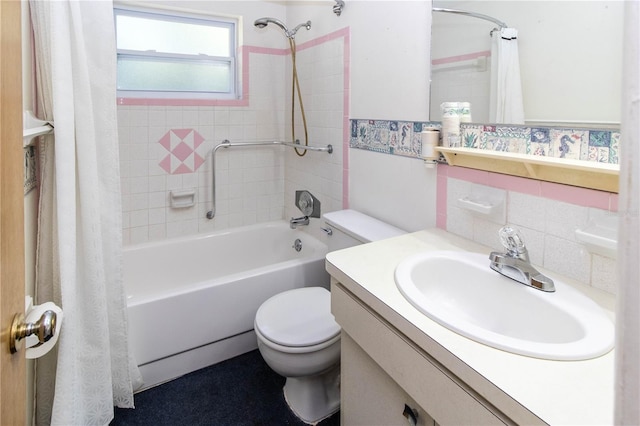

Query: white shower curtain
left=30, top=1, right=142, bottom=424
left=616, top=1, right=640, bottom=423
left=489, top=28, right=525, bottom=124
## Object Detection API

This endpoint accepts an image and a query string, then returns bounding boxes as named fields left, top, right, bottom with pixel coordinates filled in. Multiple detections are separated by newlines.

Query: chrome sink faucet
left=290, top=215, right=310, bottom=229
left=489, top=226, right=555, bottom=292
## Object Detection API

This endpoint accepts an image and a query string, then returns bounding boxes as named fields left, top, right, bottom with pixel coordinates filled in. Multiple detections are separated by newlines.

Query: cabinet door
left=341, top=332, right=435, bottom=426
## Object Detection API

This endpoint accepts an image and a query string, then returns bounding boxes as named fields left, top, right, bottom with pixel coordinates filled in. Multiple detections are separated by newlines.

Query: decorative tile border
left=349, top=119, right=621, bottom=165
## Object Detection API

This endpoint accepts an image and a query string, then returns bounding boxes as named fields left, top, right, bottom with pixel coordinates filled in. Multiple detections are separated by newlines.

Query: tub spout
left=290, top=216, right=309, bottom=229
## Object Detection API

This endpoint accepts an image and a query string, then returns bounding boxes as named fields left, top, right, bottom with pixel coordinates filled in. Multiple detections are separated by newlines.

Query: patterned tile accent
left=350, top=119, right=440, bottom=158
left=158, top=129, right=207, bottom=175
left=350, top=119, right=620, bottom=165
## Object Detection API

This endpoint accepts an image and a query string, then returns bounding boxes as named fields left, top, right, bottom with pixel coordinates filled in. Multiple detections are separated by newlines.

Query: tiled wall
left=439, top=166, right=618, bottom=294
left=351, top=118, right=619, bottom=294
left=283, top=30, right=348, bottom=231
left=118, top=31, right=348, bottom=246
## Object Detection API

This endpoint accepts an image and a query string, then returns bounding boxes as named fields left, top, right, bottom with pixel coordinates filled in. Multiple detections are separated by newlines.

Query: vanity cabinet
left=332, top=280, right=517, bottom=426
left=341, top=331, right=434, bottom=426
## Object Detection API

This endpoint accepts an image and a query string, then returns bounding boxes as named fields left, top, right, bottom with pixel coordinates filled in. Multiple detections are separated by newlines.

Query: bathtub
left=124, top=221, right=329, bottom=389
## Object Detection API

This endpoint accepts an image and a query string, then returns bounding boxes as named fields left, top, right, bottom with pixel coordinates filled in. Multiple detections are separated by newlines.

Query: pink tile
left=194, top=131, right=205, bottom=148
left=159, top=154, right=172, bottom=174
left=173, top=163, right=192, bottom=174
left=158, top=132, right=171, bottom=151
left=436, top=213, right=447, bottom=230
left=540, top=181, right=611, bottom=209
left=194, top=153, right=206, bottom=172
left=172, top=142, right=194, bottom=162
left=610, top=193, right=619, bottom=212
left=447, top=166, right=490, bottom=185
left=432, top=50, right=491, bottom=66
left=172, top=129, right=193, bottom=140
left=436, top=172, right=448, bottom=219
left=487, top=172, right=541, bottom=196
left=437, top=163, right=449, bottom=176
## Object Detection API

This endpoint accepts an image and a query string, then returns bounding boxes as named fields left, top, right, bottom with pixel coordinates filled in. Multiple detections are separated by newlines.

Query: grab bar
left=206, top=139, right=333, bottom=219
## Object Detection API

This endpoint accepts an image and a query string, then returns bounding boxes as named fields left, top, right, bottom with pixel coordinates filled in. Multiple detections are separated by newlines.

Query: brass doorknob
left=9, top=310, right=57, bottom=354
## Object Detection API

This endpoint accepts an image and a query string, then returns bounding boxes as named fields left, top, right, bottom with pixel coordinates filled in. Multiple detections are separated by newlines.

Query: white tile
left=148, top=224, right=166, bottom=241
left=591, top=254, right=617, bottom=294
left=149, top=108, right=166, bottom=126
left=543, top=235, right=590, bottom=283
left=130, top=226, right=149, bottom=244
left=508, top=192, right=546, bottom=232
left=130, top=160, right=149, bottom=178
left=130, top=177, right=149, bottom=194
left=130, top=210, right=149, bottom=227
left=149, top=191, right=167, bottom=209
left=183, top=108, right=199, bottom=126
left=149, top=176, right=167, bottom=192
left=544, top=199, right=589, bottom=241
left=130, top=194, right=149, bottom=211
left=163, top=109, right=181, bottom=127
left=148, top=208, right=166, bottom=225
left=130, top=127, right=149, bottom=144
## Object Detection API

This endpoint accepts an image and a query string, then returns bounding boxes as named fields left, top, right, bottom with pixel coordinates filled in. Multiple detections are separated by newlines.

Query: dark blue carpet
left=111, top=350, right=340, bottom=426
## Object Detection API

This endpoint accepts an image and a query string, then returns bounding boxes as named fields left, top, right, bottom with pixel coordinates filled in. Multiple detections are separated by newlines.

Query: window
left=114, top=7, right=237, bottom=100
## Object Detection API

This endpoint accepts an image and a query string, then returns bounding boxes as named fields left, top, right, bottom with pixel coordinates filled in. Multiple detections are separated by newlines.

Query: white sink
left=394, top=251, right=614, bottom=360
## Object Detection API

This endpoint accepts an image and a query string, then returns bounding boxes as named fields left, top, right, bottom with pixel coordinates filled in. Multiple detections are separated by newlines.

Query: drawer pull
left=403, top=404, right=418, bottom=426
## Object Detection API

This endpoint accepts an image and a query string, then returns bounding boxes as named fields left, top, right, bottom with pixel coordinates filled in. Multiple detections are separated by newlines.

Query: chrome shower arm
left=289, top=21, right=311, bottom=38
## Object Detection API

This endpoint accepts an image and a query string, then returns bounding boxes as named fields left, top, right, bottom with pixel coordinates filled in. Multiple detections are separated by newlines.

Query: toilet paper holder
left=9, top=309, right=57, bottom=354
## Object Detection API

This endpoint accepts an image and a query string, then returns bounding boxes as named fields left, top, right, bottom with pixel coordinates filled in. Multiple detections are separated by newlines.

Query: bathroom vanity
left=326, top=229, right=615, bottom=425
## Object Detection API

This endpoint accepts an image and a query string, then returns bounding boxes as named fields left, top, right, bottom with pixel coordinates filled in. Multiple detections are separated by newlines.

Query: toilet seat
left=255, top=287, right=340, bottom=351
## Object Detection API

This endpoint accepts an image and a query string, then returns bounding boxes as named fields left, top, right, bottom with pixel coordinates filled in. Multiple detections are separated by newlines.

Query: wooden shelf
left=436, top=147, right=619, bottom=193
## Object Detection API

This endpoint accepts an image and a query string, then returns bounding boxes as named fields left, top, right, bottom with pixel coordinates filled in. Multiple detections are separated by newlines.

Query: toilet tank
left=322, top=210, right=406, bottom=252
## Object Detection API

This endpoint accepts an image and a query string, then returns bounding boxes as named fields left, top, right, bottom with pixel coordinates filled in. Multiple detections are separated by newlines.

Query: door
left=0, top=0, right=26, bottom=424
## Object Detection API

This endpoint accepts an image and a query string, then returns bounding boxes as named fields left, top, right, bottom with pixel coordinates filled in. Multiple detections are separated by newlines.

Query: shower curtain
left=29, top=1, right=141, bottom=424
left=616, top=1, right=640, bottom=423
left=489, top=28, right=525, bottom=124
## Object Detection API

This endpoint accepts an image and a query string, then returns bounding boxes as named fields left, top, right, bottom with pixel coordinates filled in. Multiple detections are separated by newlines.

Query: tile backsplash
left=350, top=119, right=621, bottom=165
left=350, top=117, right=618, bottom=295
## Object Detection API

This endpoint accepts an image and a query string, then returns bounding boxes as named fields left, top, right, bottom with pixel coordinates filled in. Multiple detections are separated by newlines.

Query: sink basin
left=394, top=251, right=614, bottom=360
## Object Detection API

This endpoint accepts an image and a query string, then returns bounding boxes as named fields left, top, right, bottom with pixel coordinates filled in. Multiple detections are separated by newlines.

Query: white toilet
left=254, top=209, right=405, bottom=424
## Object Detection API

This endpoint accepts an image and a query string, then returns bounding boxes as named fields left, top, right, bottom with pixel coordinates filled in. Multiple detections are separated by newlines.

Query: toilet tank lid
left=322, top=209, right=406, bottom=243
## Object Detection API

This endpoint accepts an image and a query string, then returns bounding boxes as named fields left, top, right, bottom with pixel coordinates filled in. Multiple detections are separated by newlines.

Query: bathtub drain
left=292, top=239, right=302, bottom=252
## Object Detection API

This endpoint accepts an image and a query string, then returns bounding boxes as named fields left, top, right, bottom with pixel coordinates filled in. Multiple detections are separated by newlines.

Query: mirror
left=430, top=1, right=623, bottom=127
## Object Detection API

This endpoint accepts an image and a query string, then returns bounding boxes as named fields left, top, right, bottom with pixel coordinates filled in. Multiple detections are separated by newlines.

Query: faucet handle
left=498, top=226, right=528, bottom=260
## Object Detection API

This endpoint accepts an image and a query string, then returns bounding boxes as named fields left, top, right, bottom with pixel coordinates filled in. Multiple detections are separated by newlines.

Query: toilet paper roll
left=421, top=130, right=439, bottom=161
left=25, top=300, right=63, bottom=359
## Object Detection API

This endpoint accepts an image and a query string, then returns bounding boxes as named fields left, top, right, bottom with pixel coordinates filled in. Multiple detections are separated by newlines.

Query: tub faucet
left=488, top=226, right=555, bottom=292
left=290, top=215, right=310, bottom=229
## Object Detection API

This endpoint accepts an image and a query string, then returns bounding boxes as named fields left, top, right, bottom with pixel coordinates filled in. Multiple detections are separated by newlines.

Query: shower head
left=254, top=17, right=311, bottom=39
left=254, top=17, right=287, bottom=32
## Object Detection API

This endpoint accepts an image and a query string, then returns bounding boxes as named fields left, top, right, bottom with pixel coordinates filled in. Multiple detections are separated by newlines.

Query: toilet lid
left=255, top=287, right=341, bottom=347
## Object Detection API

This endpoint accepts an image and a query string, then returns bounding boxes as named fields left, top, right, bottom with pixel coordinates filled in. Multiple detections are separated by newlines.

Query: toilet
left=254, top=209, right=405, bottom=423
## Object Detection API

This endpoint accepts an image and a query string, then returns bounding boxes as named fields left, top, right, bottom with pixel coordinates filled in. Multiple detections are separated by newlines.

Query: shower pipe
left=432, top=7, right=508, bottom=31
left=254, top=18, right=311, bottom=157
left=206, top=139, right=333, bottom=219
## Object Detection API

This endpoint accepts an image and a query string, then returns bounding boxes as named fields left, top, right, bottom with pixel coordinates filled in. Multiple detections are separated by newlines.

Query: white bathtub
left=124, top=221, right=329, bottom=389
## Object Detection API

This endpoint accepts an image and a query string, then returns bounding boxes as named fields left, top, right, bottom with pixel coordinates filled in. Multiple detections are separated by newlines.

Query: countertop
left=325, top=228, right=615, bottom=425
